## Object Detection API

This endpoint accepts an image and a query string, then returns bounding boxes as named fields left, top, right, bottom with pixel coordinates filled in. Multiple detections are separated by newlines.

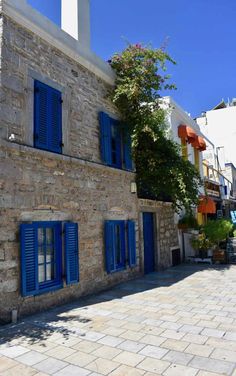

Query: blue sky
left=27, top=0, right=236, bottom=117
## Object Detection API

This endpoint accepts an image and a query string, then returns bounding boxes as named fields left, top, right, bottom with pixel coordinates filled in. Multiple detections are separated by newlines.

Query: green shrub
left=191, top=233, right=212, bottom=251
left=178, top=214, right=198, bottom=229
left=203, top=219, right=233, bottom=247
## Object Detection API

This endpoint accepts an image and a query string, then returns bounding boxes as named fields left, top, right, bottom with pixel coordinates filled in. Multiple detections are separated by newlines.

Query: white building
left=161, top=96, right=206, bottom=183
left=196, top=100, right=236, bottom=166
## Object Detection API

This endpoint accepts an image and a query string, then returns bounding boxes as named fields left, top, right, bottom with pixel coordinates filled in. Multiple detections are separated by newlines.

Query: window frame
left=20, top=220, right=79, bottom=297
left=110, top=119, right=122, bottom=169
left=105, top=220, right=136, bottom=274
left=99, top=112, right=133, bottom=171
left=35, top=221, right=62, bottom=292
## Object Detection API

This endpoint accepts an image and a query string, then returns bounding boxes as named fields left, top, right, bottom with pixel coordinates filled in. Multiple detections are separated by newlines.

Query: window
left=104, top=220, right=136, bottom=273
left=99, top=112, right=133, bottom=170
left=37, top=223, right=61, bottom=287
left=20, top=221, right=79, bottom=296
left=34, top=80, right=62, bottom=153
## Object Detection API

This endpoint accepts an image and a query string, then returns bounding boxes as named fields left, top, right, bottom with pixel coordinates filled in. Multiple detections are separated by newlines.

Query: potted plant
left=203, top=219, right=233, bottom=262
left=191, top=233, right=213, bottom=259
left=178, top=213, right=198, bottom=230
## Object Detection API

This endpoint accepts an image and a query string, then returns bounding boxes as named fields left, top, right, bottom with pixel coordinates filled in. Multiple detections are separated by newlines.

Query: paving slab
left=0, top=264, right=236, bottom=376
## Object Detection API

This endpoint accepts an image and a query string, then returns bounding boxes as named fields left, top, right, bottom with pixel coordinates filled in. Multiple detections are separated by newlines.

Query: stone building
left=0, top=0, right=179, bottom=322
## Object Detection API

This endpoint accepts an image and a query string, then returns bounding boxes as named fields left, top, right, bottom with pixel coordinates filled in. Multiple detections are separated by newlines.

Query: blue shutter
left=34, top=80, right=62, bottom=154
left=64, top=222, right=79, bottom=284
left=49, top=87, right=62, bottom=153
left=105, top=221, right=115, bottom=273
left=20, top=224, right=38, bottom=296
left=127, top=220, right=136, bottom=267
left=34, top=80, right=49, bottom=150
left=99, top=112, right=112, bottom=165
left=119, top=221, right=126, bottom=268
left=123, top=129, right=133, bottom=170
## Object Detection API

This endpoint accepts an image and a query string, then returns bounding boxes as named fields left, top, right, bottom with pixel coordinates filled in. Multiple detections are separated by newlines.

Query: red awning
left=178, top=125, right=197, bottom=144
left=191, top=136, right=207, bottom=151
left=198, top=196, right=216, bottom=214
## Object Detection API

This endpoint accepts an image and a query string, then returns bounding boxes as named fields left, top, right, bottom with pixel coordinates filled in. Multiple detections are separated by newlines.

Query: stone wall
left=0, top=15, right=140, bottom=322
left=0, top=16, right=117, bottom=157
left=0, top=14, right=180, bottom=322
left=138, top=199, right=179, bottom=270
left=0, top=141, right=140, bottom=322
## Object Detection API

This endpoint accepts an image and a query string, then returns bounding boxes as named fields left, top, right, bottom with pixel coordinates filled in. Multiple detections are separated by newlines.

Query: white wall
left=197, top=106, right=236, bottom=165
left=161, top=97, right=205, bottom=186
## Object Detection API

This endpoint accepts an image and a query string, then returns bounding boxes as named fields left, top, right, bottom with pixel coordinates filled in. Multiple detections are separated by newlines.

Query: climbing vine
left=108, top=43, right=201, bottom=212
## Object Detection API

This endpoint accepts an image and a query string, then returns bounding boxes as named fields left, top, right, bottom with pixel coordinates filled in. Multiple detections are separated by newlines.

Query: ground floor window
left=20, top=221, right=79, bottom=297
left=37, top=222, right=61, bottom=289
left=105, top=220, right=136, bottom=273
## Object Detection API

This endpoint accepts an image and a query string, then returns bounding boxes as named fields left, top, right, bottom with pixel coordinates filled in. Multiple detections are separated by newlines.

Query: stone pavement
left=0, top=264, right=236, bottom=376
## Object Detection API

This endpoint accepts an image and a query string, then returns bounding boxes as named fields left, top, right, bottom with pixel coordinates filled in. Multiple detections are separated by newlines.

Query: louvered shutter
left=34, top=80, right=62, bottom=153
left=99, top=112, right=112, bottom=165
left=64, top=222, right=79, bottom=284
left=123, top=129, right=133, bottom=171
left=104, top=221, right=115, bottom=273
left=127, top=220, right=136, bottom=267
left=34, top=80, right=48, bottom=150
left=20, top=224, right=38, bottom=296
left=49, top=87, right=62, bottom=153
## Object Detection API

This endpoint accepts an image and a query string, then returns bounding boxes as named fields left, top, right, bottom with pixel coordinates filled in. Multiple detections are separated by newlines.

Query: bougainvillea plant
left=108, top=43, right=201, bottom=212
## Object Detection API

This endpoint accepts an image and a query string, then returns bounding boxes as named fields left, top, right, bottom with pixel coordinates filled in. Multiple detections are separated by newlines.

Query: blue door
left=143, top=212, right=155, bottom=274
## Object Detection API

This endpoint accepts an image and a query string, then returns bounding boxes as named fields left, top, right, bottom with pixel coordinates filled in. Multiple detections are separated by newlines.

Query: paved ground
left=1, top=264, right=236, bottom=376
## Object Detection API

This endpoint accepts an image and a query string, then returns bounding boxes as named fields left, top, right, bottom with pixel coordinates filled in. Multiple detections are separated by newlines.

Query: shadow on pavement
left=0, top=263, right=233, bottom=348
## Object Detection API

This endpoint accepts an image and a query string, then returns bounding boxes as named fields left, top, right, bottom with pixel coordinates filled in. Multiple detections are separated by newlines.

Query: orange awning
left=178, top=125, right=197, bottom=144
left=192, top=136, right=206, bottom=151
left=198, top=196, right=216, bottom=214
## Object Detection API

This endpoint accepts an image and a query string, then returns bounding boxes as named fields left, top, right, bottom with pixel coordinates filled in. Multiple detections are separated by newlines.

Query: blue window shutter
left=123, top=129, right=133, bottom=170
left=64, top=222, right=79, bottom=284
left=34, top=80, right=49, bottom=150
left=105, top=221, right=115, bottom=273
left=127, top=220, right=136, bottom=267
left=119, top=221, right=126, bottom=268
left=49, top=87, right=62, bottom=153
left=99, top=112, right=112, bottom=165
left=20, top=224, right=38, bottom=296
left=34, top=80, right=62, bottom=153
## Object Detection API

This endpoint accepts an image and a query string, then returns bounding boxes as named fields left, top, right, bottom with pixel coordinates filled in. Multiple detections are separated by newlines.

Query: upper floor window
left=34, top=80, right=62, bottom=154
left=99, top=112, right=133, bottom=171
